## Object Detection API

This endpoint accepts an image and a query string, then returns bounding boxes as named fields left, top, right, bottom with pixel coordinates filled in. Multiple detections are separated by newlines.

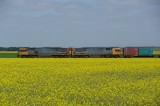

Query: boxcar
left=72, top=47, right=112, bottom=57
left=139, top=48, right=153, bottom=56
left=123, top=48, right=138, bottom=57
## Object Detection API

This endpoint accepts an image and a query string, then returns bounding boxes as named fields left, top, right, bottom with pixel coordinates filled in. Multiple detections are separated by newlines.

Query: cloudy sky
left=0, top=0, right=160, bottom=47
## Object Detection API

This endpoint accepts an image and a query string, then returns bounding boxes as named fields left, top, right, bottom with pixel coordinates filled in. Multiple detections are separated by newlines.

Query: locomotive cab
left=112, top=48, right=123, bottom=57
left=18, top=48, right=29, bottom=57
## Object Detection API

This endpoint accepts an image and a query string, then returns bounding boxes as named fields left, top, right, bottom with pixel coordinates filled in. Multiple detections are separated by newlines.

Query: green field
left=0, top=58, right=160, bottom=105
left=0, top=51, right=18, bottom=58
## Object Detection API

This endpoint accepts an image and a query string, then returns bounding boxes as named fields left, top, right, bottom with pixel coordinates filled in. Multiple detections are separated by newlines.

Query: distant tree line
left=0, top=47, right=19, bottom=51
left=0, top=47, right=61, bottom=51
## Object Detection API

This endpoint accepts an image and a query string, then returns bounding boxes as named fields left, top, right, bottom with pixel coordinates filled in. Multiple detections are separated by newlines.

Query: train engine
left=72, top=47, right=113, bottom=58
left=18, top=47, right=71, bottom=58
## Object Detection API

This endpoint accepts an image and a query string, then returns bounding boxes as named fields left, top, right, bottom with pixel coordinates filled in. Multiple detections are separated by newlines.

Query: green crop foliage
left=0, top=58, right=159, bottom=105
left=0, top=51, right=18, bottom=58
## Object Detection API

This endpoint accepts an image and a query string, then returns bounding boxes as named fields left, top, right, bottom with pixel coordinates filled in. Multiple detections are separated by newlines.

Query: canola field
left=0, top=58, right=160, bottom=105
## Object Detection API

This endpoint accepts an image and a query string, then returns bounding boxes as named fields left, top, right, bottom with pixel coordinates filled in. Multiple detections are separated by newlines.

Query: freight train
left=17, top=47, right=160, bottom=58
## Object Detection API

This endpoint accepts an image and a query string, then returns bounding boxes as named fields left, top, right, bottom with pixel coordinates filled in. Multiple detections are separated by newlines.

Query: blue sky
left=0, top=0, right=160, bottom=47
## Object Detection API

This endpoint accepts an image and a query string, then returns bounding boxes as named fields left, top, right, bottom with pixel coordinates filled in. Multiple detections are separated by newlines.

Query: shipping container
left=139, top=48, right=153, bottom=56
left=153, top=48, right=160, bottom=55
left=123, top=48, right=138, bottom=57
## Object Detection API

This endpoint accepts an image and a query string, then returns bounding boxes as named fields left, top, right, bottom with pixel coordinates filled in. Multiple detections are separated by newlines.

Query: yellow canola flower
left=0, top=58, right=159, bottom=105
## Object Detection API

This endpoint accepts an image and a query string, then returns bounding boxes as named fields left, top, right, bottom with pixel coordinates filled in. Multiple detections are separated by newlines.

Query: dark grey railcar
left=36, top=48, right=58, bottom=56
left=28, top=49, right=37, bottom=55
left=73, top=47, right=112, bottom=57
left=35, top=47, right=70, bottom=57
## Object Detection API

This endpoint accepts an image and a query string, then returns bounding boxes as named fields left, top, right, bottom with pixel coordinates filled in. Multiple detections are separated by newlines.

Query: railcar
left=72, top=47, right=112, bottom=57
left=123, top=48, right=138, bottom=58
left=112, top=48, right=123, bottom=57
left=17, top=48, right=30, bottom=57
left=138, top=48, right=153, bottom=57
left=18, top=47, right=71, bottom=58
left=153, top=48, right=160, bottom=57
